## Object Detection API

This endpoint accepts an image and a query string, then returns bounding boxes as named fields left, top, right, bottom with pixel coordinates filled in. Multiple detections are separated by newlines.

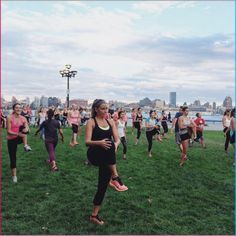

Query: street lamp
left=59, top=64, right=77, bottom=108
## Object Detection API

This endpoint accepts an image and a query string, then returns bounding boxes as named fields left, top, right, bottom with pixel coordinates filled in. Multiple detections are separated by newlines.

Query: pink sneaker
left=109, top=177, right=128, bottom=192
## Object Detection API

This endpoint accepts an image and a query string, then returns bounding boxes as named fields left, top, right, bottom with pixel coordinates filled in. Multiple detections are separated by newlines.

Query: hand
left=100, top=139, right=112, bottom=150
left=22, top=128, right=28, bottom=133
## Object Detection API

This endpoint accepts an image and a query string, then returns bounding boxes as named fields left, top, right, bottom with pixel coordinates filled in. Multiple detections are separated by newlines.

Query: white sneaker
left=12, top=176, right=17, bottom=183
left=24, top=145, right=32, bottom=152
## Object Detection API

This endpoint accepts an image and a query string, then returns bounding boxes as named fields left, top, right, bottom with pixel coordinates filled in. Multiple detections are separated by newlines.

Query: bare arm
left=171, top=117, right=177, bottom=129
left=59, top=128, right=64, bottom=143
left=110, top=119, right=120, bottom=151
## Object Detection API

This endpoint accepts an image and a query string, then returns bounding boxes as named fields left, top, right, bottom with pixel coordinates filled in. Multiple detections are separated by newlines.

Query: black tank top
left=135, top=114, right=143, bottom=122
left=91, top=118, right=113, bottom=141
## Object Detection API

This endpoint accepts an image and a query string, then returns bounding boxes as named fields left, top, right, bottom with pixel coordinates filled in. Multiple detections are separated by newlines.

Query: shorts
left=87, top=142, right=116, bottom=166
left=72, top=124, right=79, bottom=133
left=197, top=130, right=203, bottom=140
left=175, top=132, right=181, bottom=145
left=179, top=129, right=191, bottom=141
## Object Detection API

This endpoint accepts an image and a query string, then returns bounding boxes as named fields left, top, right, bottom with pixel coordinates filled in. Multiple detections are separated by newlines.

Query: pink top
left=68, top=110, right=80, bottom=125
left=7, top=114, right=25, bottom=140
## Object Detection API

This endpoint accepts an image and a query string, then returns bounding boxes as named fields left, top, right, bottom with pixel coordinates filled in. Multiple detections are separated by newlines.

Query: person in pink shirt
left=7, top=103, right=32, bottom=183
left=67, top=104, right=81, bottom=147
left=194, top=113, right=206, bottom=148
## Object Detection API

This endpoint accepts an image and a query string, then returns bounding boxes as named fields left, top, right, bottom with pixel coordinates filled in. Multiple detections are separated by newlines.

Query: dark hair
left=149, top=110, right=154, bottom=116
left=230, top=108, right=235, bottom=118
left=91, top=99, right=106, bottom=118
left=47, top=109, right=54, bottom=121
left=196, top=112, right=200, bottom=117
left=12, top=103, right=21, bottom=110
left=224, top=109, right=231, bottom=116
left=137, top=107, right=141, bottom=112
left=118, top=110, right=125, bottom=118
left=182, top=106, right=188, bottom=112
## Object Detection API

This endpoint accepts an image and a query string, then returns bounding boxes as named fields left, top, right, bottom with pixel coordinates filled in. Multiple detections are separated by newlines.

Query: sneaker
left=90, top=215, right=104, bottom=225
left=24, top=145, right=32, bottom=152
left=109, top=177, right=128, bottom=192
left=12, top=176, right=17, bottom=183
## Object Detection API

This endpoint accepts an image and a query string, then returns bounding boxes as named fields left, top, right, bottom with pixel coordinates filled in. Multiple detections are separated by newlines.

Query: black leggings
left=224, top=128, right=230, bottom=151
left=120, top=136, right=127, bottom=154
left=134, top=122, right=141, bottom=139
left=7, top=137, right=23, bottom=169
left=146, top=129, right=158, bottom=152
left=93, top=165, right=112, bottom=206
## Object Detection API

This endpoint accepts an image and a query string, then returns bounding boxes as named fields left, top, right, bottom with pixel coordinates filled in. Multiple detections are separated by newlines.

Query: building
left=48, top=97, right=61, bottom=107
left=223, top=96, right=232, bottom=109
left=193, top=100, right=201, bottom=106
left=213, top=102, right=216, bottom=110
left=169, top=92, right=176, bottom=107
left=40, top=96, right=48, bottom=107
left=69, top=99, right=88, bottom=108
left=155, top=99, right=165, bottom=109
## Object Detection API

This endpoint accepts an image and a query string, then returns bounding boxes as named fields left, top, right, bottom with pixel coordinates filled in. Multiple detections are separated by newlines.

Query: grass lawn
left=1, top=127, right=234, bottom=235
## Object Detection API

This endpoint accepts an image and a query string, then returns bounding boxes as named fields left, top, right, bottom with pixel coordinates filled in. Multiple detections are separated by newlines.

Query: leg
left=120, top=137, right=127, bottom=159
left=91, top=165, right=111, bottom=225
left=180, top=139, right=189, bottom=166
left=225, top=130, right=230, bottom=153
left=146, top=131, right=153, bottom=157
left=8, top=139, right=18, bottom=181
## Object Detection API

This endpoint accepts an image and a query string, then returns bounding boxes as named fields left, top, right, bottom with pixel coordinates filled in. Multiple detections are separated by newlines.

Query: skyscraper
left=169, top=92, right=176, bottom=107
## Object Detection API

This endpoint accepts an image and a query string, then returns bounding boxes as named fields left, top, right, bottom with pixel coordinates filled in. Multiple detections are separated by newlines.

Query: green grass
left=2, top=127, right=234, bottom=235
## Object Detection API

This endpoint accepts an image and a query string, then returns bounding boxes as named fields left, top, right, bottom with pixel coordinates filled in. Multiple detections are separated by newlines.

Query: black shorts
left=197, top=130, right=203, bottom=140
left=179, top=129, right=191, bottom=141
left=72, top=124, right=79, bottom=133
left=87, top=143, right=116, bottom=166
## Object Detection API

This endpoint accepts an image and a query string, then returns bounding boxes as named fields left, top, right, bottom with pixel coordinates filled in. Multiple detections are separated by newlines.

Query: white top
left=117, top=119, right=125, bottom=138
left=39, top=112, right=46, bottom=125
left=223, top=116, right=231, bottom=128
left=146, top=117, right=156, bottom=131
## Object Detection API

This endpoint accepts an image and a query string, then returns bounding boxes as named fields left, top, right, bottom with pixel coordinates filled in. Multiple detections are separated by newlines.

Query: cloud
left=133, top=1, right=196, bottom=14
left=2, top=2, right=234, bottom=105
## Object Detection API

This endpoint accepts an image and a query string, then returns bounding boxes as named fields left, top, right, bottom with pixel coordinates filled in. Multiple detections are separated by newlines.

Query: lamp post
left=59, top=64, right=77, bottom=108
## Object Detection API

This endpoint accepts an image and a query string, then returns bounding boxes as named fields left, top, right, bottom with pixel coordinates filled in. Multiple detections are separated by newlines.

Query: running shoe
left=90, top=215, right=104, bottom=225
left=12, top=176, right=17, bottom=183
left=24, top=145, right=32, bottom=152
left=109, top=177, right=128, bottom=192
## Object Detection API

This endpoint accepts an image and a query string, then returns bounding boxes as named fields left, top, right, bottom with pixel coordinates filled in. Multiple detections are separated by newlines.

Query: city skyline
left=1, top=94, right=233, bottom=108
left=2, top=1, right=235, bottom=105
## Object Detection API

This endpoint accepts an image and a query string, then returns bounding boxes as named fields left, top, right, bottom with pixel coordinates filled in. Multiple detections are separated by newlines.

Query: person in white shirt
left=116, top=111, right=127, bottom=160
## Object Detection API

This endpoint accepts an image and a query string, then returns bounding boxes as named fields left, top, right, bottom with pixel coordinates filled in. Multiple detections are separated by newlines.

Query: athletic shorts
left=72, top=124, right=79, bottom=133
left=179, top=129, right=191, bottom=141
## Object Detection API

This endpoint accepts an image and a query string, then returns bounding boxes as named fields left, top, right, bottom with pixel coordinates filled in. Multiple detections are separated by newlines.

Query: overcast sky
left=2, top=1, right=235, bottom=105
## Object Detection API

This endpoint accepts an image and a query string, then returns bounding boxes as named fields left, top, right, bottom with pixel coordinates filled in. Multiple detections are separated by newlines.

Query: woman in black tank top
left=133, top=107, right=143, bottom=145
left=85, top=99, right=128, bottom=225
